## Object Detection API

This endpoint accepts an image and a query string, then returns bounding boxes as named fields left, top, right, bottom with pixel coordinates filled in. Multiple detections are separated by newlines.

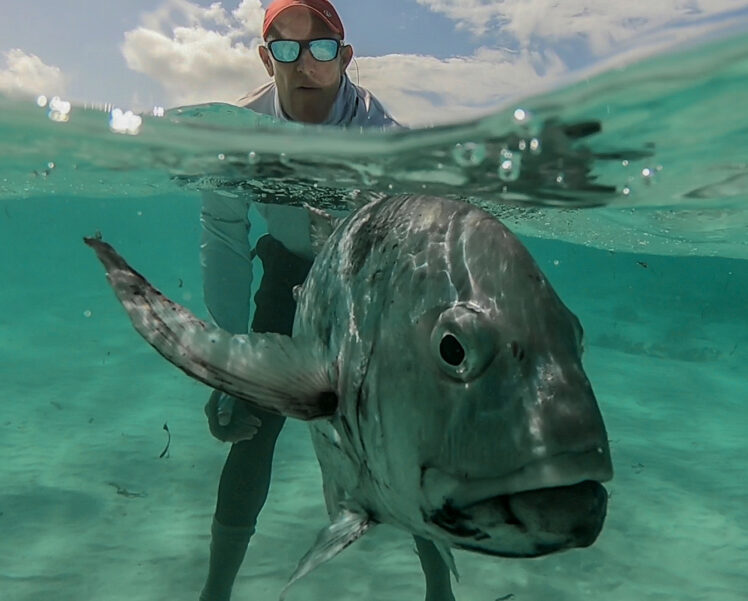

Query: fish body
left=298, top=195, right=611, bottom=557
left=86, top=194, right=612, bottom=593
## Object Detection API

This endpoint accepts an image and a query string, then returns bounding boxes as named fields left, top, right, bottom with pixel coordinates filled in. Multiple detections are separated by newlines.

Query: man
left=198, top=2, right=455, bottom=601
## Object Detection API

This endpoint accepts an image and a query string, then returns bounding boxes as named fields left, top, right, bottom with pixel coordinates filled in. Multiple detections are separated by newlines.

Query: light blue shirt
left=200, top=75, right=401, bottom=333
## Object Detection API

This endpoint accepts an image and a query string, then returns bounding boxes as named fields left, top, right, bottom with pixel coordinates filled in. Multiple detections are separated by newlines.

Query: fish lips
left=424, top=451, right=612, bottom=556
left=430, top=480, right=609, bottom=557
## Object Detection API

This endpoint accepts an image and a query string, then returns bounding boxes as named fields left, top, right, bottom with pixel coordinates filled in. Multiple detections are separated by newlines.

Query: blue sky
left=2, top=0, right=747, bottom=125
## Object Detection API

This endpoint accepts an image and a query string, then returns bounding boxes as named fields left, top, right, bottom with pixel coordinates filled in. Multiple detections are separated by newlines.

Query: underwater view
left=1, top=1, right=747, bottom=601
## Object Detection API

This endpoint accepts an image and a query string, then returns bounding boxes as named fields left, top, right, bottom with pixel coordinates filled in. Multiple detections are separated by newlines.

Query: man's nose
left=295, top=47, right=316, bottom=72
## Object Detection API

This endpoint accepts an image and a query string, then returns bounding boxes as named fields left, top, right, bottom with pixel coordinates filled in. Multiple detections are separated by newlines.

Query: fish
left=85, top=194, right=613, bottom=597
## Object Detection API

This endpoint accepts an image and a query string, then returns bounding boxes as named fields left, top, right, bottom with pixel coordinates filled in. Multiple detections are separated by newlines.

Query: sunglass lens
left=269, top=40, right=300, bottom=63
left=309, top=39, right=339, bottom=62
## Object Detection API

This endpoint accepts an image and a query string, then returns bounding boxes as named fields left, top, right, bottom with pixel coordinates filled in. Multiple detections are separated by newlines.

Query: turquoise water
left=1, top=32, right=747, bottom=601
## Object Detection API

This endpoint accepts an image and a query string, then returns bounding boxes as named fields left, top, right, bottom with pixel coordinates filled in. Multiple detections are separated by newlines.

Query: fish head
left=363, top=203, right=612, bottom=557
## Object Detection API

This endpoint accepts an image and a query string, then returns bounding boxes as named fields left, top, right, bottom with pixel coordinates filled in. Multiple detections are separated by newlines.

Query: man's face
left=259, top=6, right=353, bottom=124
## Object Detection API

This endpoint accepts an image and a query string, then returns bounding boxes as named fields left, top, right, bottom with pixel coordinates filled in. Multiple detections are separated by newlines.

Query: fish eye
left=430, top=303, right=497, bottom=382
left=440, top=334, right=465, bottom=366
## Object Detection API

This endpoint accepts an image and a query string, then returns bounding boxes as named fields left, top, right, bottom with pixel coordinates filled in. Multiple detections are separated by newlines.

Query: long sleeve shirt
left=200, top=75, right=401, bottom=333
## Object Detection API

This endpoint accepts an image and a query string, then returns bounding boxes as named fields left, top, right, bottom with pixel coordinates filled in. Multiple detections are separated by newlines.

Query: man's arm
left=200, top=190, right=253, bottom=334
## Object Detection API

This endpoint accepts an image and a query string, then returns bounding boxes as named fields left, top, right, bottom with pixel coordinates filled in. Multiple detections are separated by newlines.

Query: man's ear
left=259, top=45, right=274, bottom=77
left=341, top=44, right=353, bottom=71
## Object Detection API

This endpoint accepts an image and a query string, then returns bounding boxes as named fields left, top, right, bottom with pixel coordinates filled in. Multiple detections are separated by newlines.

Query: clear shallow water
left=1, top=30, right=747, bottom=601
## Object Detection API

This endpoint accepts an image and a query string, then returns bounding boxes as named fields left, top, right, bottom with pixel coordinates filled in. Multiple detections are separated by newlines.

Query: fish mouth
left=423, top=450, right=612, bottom=556
left=431, top=480, right=608, bottom=556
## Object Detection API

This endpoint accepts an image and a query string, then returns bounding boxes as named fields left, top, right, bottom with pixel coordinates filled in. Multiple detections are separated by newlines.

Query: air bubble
left=83, top=310, right=92, bottom=318
left=36, top=95, right=48, bottom=108
left=48, top=96, right=71, bottom=123
left=498, top=148, right=521, bottom=182
left=513, top=108, right=530, bottom=123
left=641, top=167, right=655, bottom=184
left=622, top=186, right=631, bottom=196
left=217, top=153, right=226, bottom=160
left=109, top=108, right=142, bottom=135
left=529, top=138, right=541, bottom=154
left=452, top=142, right=486, bottom=167
left=248, top=151, right=258, bottom=164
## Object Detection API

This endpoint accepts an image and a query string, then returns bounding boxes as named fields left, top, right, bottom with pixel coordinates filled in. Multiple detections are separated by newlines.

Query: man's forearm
left=200, top=191, right=253, bottom=334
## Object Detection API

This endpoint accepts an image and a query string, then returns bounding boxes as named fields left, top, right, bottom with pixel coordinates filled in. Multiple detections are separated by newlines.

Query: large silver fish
left=85, top=194, right=612, bottom=597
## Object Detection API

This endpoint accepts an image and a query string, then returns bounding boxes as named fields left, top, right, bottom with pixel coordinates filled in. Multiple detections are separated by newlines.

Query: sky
left=1, top=0, right=747, bottom=125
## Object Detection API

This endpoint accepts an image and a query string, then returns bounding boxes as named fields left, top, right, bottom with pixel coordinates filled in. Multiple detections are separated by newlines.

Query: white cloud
left=122, top=26, right=266, bottom=106
left=0, top=49, right=66, bottom=98
left=140, top=0, right=234, bottom=34
left=416, top=0, right=747, bottom=54
left=122, top=0, right=570, bottom=123
left=230, top=0, right=265, bottom=34
left=355, top=47, right=566, bottom=125
left=122, top=0, right=267, bottom=105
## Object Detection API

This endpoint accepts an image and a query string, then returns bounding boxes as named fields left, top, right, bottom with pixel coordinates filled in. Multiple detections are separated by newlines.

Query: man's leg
left=200, top=235, right=313, bottom=601
left=200, top=411, right=285, bottom=601
left=414, top=535, right=456, bottom=601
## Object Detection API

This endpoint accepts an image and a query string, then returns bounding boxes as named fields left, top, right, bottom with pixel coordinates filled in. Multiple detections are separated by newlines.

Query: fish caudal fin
left=280, top=508, right=373, bottom=601
left=84, top=237, right=337, bottom=420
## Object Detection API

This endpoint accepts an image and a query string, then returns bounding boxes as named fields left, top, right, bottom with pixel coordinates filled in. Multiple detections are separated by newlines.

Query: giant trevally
left=85, top=194, right=613, bottom=598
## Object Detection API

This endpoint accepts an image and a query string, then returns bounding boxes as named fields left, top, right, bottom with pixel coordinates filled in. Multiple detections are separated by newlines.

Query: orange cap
left=262, top=0, right=345, bottom=39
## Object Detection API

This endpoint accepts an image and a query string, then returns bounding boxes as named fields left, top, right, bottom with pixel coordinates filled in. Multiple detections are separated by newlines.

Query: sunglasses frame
left=266, top=38, right=343, bottom=63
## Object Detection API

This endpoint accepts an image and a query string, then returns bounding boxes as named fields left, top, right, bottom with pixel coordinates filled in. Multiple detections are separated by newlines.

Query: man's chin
left=288, top=102, right=332, bottom=124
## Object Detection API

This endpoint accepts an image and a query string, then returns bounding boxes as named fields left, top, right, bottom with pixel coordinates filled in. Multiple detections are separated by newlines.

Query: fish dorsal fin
left=345, top=190, right=388, bottom=211
left=304, top=202, right=342, bottom=256
left=280, top=507, right=373, bottom=601
left=432, top=539, right=460, bottom=582
left=85, top=237, right=337, bottom=420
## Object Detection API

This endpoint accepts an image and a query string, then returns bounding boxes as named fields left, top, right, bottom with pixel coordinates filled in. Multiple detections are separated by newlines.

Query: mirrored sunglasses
left=267, top=38, right=341, bottom=63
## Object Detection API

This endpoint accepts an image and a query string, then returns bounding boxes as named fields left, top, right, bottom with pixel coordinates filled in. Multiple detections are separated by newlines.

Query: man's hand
left=204, top=390, right=262, bottom=443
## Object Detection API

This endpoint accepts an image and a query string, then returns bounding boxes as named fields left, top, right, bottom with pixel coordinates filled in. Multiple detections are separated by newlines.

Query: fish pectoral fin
left=279, top=508, right=373, bottom=601
left=85, top=237, right=337, bottom=420
left=432, top=539, right=460, bottom=582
